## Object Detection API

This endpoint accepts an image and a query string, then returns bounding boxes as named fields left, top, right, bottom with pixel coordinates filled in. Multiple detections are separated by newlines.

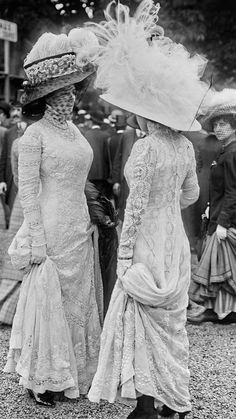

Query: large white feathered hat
left=87, top=0, right=211, bottom=132
left=21, top=29, right=99, bottom=105
left=200, top=88, right=236, bottom=132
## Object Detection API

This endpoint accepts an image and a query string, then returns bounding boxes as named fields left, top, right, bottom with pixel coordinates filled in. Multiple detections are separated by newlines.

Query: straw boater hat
left=200, top=88, right=236, bottom=132
left=21, top=29, right=99, bottom=105
left=87, top=0, right=212, bottom=132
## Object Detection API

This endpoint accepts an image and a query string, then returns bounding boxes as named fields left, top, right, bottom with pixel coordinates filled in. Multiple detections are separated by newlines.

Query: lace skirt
left=88, top=262, right=191, bottom=413
left=4, top=257, right=80, bottom=398
left=4, top=223, right=103, bottom=396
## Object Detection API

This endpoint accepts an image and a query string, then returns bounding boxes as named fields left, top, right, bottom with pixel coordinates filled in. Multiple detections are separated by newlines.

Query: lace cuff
left=18, top=129, right=46, bottom=247
left=180, top=142, right=199, bottom=209
left=118, top=138, right=156, bottom=259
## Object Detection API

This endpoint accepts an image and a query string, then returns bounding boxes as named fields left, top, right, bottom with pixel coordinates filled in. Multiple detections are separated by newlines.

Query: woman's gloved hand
left=216, top=224, right=227, bottom=243
left=31, top=244, right=47, bottom=265
left=117, top=258, right=132, bottom=280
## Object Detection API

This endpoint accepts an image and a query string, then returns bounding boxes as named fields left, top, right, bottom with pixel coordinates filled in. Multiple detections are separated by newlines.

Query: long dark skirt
left=190, top=228, right=236, bottom=317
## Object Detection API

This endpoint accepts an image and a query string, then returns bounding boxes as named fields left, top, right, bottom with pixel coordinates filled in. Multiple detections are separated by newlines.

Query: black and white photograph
left=0, top=0, right=235, bottom=418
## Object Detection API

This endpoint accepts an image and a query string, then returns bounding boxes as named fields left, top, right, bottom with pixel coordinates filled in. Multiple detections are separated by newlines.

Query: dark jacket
left=112, top=127, right=137, bottom=185
left=85, top=181, right=118, bottom=316
left=107, top=130, right=124, bottom=177
left=208, top=140, right=236, bottom=234
left=112, top=127, right=138, bottom=221
left=0, top=125, right=20, bottom=209
left=84, top=127, right=110, bottom=181
left=0, top=126, right=7, bottom=156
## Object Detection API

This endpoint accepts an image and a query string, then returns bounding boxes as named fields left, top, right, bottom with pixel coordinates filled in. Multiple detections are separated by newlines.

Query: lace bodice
left=118, top=122, right=199, bottom=260
left=18, top=116, right=93, bottom=249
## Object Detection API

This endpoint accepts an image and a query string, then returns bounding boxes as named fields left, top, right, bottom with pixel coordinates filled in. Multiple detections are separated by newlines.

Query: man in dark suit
left=112, top=125, right=138, bottom=221
left=84, top=110, right=111, bottom=197
left=0, top=123, right=25, bottom=227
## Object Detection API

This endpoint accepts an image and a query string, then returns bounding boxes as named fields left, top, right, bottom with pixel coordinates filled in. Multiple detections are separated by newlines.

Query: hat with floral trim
left=21, top=29, right=99, bottom=105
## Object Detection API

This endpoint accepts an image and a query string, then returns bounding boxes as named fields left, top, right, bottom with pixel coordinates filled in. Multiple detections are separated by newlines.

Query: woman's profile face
left=213, top=117, right=235, bottom=141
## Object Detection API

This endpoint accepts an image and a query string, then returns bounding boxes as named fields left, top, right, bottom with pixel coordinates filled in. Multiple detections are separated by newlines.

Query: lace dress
left=4, top=109, right=102, bottom=397
left=88, top=122, right=199, bottom=413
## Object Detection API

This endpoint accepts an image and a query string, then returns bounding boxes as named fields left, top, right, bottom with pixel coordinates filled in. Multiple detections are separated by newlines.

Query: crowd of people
left=0, top=0, right=235, bottom=418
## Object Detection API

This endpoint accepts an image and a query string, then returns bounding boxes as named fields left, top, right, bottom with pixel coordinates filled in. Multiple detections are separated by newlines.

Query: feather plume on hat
left=86, top=0, right=212, bottom=131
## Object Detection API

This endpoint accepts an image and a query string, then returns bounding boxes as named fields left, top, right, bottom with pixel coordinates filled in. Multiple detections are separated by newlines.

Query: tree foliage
left=0, top=0, right=235, bottom=85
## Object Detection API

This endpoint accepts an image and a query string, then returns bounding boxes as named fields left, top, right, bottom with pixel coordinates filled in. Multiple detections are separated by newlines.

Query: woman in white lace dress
left=87, top=2, right=212, bottom=418
left=4, top=30, right=103, bottom=406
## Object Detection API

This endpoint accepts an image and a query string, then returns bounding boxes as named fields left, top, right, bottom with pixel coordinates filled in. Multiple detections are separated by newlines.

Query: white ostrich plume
left=68, top=28, right=99, bottom=67
left=24, top=33, right=71, bottom=66
left=24, top=29, right=99, bottom=68
left=86, top=0, right=212, bottom=131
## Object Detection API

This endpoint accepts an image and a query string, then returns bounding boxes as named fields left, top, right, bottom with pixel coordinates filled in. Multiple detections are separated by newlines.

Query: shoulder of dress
left=179, top=134, right=196, bottom=152
left=131, top=136, right=157, bottom=166
left=19, top=123, right=43, bottom=148
left=135, top=134, right=154, bottom=147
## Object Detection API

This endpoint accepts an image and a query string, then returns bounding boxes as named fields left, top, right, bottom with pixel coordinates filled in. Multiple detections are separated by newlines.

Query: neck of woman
left=44, top=105, right=69, bottom=129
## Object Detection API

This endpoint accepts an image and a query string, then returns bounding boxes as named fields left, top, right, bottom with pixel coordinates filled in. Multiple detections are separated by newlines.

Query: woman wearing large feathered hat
left=87, top=1, right=212, bottom=418
left=4, top=28, right=103, bottom=406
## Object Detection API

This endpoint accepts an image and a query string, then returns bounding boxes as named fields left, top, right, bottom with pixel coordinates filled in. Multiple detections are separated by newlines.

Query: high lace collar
left=147, top=121, right=180, bottom=140
left=44, top=105, right=70, bottom=130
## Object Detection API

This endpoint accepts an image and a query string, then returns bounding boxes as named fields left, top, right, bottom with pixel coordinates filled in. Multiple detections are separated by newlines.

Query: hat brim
left=127, top=114, right=139, bottom=129
left=100, top=94, right=201, bottom=132
left=200, top=108, right=236, bottom=132
left=21, top=67, right=96, bottom=105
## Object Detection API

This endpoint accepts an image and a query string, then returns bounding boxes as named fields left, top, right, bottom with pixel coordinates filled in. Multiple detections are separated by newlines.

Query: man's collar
left=92, top=125, right=101, bottom=129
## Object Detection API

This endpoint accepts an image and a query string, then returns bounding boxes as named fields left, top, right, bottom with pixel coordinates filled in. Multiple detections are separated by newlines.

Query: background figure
left=107, top=109, right=127, bottom=206
left=181, top=130, right=207, bottom=251
left=9, top=100, right=27, bottom=131
left=107, top=109, right=126, bottom=164
left=85, top=181, right=118, bottom=315
left=0, top=112, right=26, bottom=228
left=190, top=88, right=236, bottom=324
left=0, top=102, right=11, bottom=227
left=85, top=110, right=111, bottom=197
left=112, top=125, right=138, bottom=221
left=0, top=137, right=24, bottom=325
left=182, top=130, right=221, bottom=254
left=193, top=133, right=221, bottom=257
left=0, top=102, right=11, bottom=128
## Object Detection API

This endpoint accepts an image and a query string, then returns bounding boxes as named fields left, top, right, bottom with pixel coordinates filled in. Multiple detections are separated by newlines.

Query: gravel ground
left=0, top=219, right=236, bottom=419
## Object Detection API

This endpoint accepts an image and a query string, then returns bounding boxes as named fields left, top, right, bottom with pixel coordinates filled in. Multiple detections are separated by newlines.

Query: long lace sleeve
left=180, top=141, right=199, bottom=210
left=18, top=129, right=46, bottom=247
left=118, top=138, right=156, bottom=260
